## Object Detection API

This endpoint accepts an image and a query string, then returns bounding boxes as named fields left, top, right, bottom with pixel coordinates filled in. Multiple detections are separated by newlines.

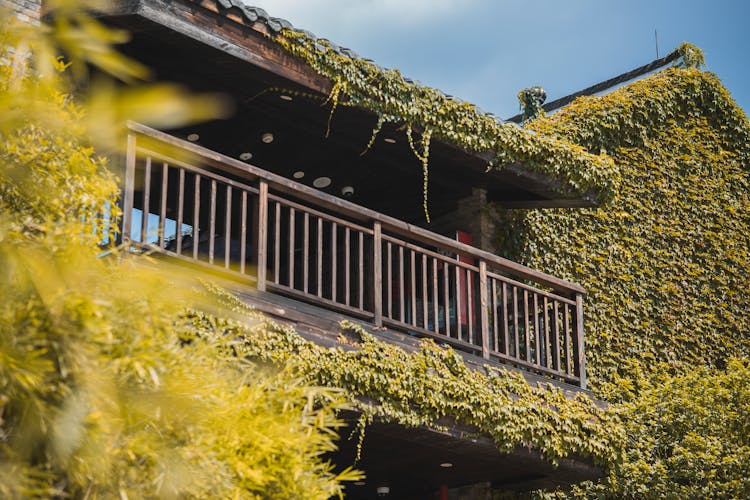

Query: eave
left=97, top=0, right=607, bottom=212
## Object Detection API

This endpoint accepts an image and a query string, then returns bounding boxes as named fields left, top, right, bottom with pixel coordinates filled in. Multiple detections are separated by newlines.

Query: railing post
left=256, top=180, right=269, bottom=291
left=121, top=133, right=136, bottom=244
left=575, top=292, right=587, bottom=389
left=479, top=260, right=490, bottom=360
left=373, top=221, right=383, bottom=326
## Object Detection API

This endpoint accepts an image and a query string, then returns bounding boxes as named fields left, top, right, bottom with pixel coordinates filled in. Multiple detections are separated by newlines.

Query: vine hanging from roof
left=271, top=30, right=619, bottom=220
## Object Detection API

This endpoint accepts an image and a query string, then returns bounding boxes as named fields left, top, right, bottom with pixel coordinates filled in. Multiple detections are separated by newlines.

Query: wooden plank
left=240, top=190, right=247, bottom=274
left=543, top=296, right=550, bottom=369
left=410, top=250, right=417, bottom=326
left=273, top=201, right=280, bottom=282
left=479, top=261, right=489, bottom=360
left=524, top=289, right=530, bottom=362
left=501, top=282, right=509, bottom=355
left=288, top=207, right=295, bottom=288
left=256, top=181, right=268, bottom=290
left=359, top=231, right=364, bottom=310
left=176, top=168, right=185, bottom=254
left=512, top=286, right=519, bottom=359
left=331, top=222, right=337, bottom=301
left=141, top=156, right=151, bottom=243
left=373, top=222, right=383, bottom=326
left=576, top=293, right=587, bottom=389
left=444, top=262, right=450, bottom=338
left=431, top=257, right=438, bottom=333
left=303, top=212, right=309, bottom=293
left=121, top=134, right=136, bottom=242
left=564, top=303, right=571, bottom=375
left=192, top=174, right=201, bottom=260
left=467, top=269, right=474, bottom=344
left=345, top=227, right=351, bottom=306
left=208, top=179, right=216, bottom=264
left=553, top=300, right=561, bottom=371
left=492, top=278, right=499, bottom=352
left=224, top=185, right=232, bottom=268
left=455, top=264, right=462, bottom=342
left=534, top=294, right=541, bottom=366
left=398, top=246, right=405, bottom=322
left=159, top=163, right=168, bottom=248
left=317, top=217, right=323, bottom=298
left=386, top=241, right=392, bottom=318
left=422, top=254, right=428, bottom=329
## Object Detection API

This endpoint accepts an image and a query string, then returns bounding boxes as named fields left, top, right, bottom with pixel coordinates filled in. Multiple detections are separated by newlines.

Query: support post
left=256, top=180, right=268, bottom=291
left=479, top=260, right=490, bottom=359
left=373, top=221, right=383, bottom=326
left=575, top=293, right=587, bottom=389
left=121, top=133, right=136, bottom=244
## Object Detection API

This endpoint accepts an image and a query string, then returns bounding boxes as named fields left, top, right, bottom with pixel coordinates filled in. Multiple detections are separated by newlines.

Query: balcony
left=121, top=122, right=588, bottom=389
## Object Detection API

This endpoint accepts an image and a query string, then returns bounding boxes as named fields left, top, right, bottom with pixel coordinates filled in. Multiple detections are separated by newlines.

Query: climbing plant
left=186, top=291, right=624, bottom=470
left=271, top=29, right=619, bottom=219
left=495, top=56, right=750, bottom=497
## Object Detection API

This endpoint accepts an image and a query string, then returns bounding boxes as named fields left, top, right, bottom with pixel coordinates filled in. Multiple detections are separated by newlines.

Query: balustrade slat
left=224, top=185, right=232, bottom=268
left=193, top=174, right=201, bottom=260
left=432, top=257, right=438, bottom=333
left=240, top=191, right=247, bottom=274
left=345, top=227, right=351, bottom=306
left=524, top=289, right=530, bottom=362
left=512, top=286, right=520, bottom=358
left=564, top=303, right=571, bottom=375
left=543, top=296, right=550, bottom=369
left=501, top=282, right=509, bottom=354
left=410, top=250, right=417, bottom=326
left=359, top=232, right=364, bottom=310
left=303, top=212, right=309, bottom=293
left=176, top=168, right=185, bottom=254
left=331, top=222, right=337, bottom=301
left=553, top=300, right=561, bottom=371
left=467, top=269, right=474, bottom=344
left=444, top=263, right=451, bottom=337
left=399, top=246, right=405, bottom=322
left=289, top=207, right=295, bottom=288
left=317, top=217, right=323, bottom=298
left=386, top=241, right=392, bottom=318
left=159, top=163, right=168, bottom=248
left=455, top=264, right=462, bottom=341
left=492, top=279, right=499, bottom=352
left=422, top=254, right=428, bottom=329
left=209, top=180, right=216, bottom=264
left=273, top=201, right=280, bottom=282
left=141, top=157, right=151, bottom=243
left=534, top=294, right=541, bottom=366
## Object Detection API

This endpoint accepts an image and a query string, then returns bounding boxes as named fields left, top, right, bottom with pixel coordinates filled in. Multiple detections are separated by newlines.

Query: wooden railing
left=121, top=122, right=587, bottom=388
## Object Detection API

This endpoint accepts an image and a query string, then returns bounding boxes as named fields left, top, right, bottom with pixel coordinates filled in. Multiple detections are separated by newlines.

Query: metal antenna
left=655, top=29, right=659, bottom=58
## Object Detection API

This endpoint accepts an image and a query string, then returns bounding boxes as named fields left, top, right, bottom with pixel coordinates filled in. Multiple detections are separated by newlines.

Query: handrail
left=126, top=121, right=586, bottom=297
left=123, top=122, right=587, bottom=388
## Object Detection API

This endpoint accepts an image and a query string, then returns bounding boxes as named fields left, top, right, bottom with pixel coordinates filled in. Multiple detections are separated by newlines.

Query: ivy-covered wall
left=500, top=67, right=749, bottom=399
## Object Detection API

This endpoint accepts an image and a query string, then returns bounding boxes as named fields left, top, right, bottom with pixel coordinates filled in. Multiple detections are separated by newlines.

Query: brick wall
left=431, top=188, right=499, bottom=254
left=1, top=0, right=42, bottom=24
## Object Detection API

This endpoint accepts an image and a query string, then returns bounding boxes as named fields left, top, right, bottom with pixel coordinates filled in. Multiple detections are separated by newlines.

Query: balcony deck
left=121, top=122, right=589, bottom=389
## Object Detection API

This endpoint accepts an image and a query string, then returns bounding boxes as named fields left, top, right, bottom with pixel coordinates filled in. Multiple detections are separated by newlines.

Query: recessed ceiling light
left=261, top=132, right=274, bottom=144
left=384, top=138, right=396, bottom=144
left=187, top=133, right=200, bottom=142
left=439, top=462, right=453, bottom=468
left=292, top=171, right=305, bottom=179
left=280, top=94, right=293, bottom=101
left=313, top=176, right=332, bottom=189
left=354, top=481, right=366, bottom=486
left=239, top=152, right=253, bottom=161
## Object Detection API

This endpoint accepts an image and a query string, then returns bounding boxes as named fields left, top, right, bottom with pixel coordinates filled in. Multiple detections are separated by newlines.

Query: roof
left=187, top=0, right=619, bottom=204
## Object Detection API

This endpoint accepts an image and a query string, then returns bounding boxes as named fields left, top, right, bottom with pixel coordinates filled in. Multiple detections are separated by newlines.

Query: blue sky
left=250, top=0, right=749, bottom=119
